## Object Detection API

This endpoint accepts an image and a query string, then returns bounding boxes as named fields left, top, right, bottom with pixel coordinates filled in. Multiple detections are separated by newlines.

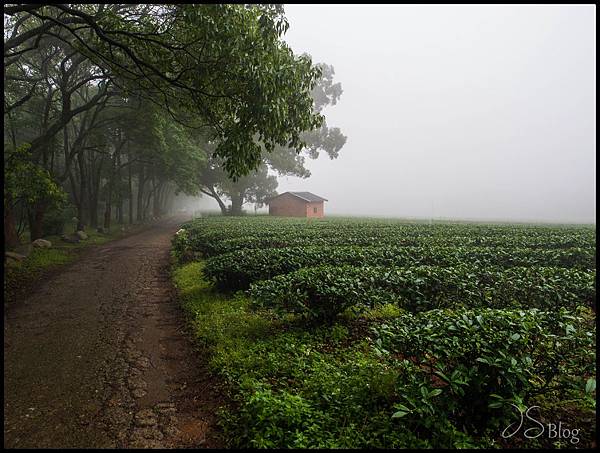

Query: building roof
left=269, top=191, right=328, bottom=203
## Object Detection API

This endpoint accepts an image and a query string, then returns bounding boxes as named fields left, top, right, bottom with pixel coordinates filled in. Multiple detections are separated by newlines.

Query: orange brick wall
left=268, top=194, right=325, bottom=218
left=306, top=202, right=324, bottom=218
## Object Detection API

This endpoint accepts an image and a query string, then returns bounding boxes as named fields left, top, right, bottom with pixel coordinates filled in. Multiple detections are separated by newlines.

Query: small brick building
left=267, top=192, right=328, bottom=218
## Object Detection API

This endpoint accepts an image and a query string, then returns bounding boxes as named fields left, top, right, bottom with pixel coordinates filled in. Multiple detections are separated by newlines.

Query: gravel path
left=4, top=217, right=222, bottom=448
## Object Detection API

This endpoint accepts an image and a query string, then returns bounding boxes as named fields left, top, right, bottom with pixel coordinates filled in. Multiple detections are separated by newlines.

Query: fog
left=205, top=4, right=597, bottom=223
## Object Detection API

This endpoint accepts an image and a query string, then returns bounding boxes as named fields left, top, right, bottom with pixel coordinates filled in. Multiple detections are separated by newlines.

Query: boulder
left=76, top=230, right=88, bottom=240
left=61, top=233, right=80, bottom=244
left=5, top=251, right=27, bottom=262
left=32, top=239, right=52, bottom=248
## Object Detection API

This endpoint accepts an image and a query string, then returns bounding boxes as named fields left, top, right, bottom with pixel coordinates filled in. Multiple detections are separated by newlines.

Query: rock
left=61, top=234, right=80, bottom=244
left=5, top=251, right=27, bottom=262
left=175, top=229, right=186, bottom=236
left=76, top=230, right=88, bottom=240
left=14, top=244, right=33, bottom=256
left=32, top=239, right=52, bottom=248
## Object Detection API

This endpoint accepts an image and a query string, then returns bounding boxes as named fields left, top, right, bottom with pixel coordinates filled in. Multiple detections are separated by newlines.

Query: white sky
left=271, top=4, right=596, bottom=223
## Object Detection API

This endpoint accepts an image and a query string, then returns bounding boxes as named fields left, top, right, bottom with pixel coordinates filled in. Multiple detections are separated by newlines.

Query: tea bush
left=172, top=216, right=596, bottom=448
left=204, top=245, right=595, bottom=290
left=250, top=265, right=596, bottom=320
left=373, top=308, right=596, bottom=433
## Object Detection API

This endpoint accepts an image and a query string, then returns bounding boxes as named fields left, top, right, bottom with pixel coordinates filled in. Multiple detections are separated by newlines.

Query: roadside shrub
left=249, top=265, right=394, bottom=321
left=171, top=228, right=194, bottom=262
left=42, top=203, right=76, bottom=236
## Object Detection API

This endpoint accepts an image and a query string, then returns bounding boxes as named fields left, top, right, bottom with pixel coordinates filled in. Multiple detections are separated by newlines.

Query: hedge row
left=205, top=245, right=595, bottom=289
left=249, top=265, right=596, bottom=320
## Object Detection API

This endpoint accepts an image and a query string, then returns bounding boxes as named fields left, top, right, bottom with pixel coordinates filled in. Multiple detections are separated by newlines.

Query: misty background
left=194, top=4, right=596, bottom=223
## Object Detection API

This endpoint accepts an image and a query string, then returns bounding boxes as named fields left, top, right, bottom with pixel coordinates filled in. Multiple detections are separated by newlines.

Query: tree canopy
left=197, top=62, right=347, bottom=215
left=4, top=4, right=342, bottom=247
left=4, top=3, right=325, bottom=178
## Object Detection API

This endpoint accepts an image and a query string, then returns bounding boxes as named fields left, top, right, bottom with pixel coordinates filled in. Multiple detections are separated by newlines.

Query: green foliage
left=42, top=203, right=77, bottom=236
left=5, top=5, right=337, bottom=238
left=172, top=216, right=596, bottom=448
left=197, top=58, right=346, bottom=213
left=249, top=265, right=596, bottom=320
left=172, top=229, right=192, bottom=263
left=4, top=143, right=66, bottom=208
left=73, top=3, right=325, bottom=178
left=204, top=244, right=595, bottom=290
left=151, top=109, right=207, bottom=195
left=179, top=216, right=595, bottom=257
left=374, top=308, right=595, bottom=433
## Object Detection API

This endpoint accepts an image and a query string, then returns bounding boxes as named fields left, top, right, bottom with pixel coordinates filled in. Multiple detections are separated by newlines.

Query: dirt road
left=4, top=217, right=222, bottom=448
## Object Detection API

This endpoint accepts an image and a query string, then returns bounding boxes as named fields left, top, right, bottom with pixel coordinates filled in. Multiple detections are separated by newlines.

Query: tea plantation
left=172, top=216, right=596, bottom=448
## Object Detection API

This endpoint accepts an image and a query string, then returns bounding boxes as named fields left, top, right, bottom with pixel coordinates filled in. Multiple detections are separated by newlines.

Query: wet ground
left=4, top=217, right=222, bottom=448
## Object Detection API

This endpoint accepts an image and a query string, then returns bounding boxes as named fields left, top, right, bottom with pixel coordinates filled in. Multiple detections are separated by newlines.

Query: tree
left=4, top=144, right=66, bottom=244
left=4, top=4, right=324, bottom=178
left=4, top=4, right=330, bottom=243
left=198, top=62, right=347, bottom=215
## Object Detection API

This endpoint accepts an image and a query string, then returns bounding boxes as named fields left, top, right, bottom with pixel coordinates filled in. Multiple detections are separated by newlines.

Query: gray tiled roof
left=271, top=191, right=328, bottom=202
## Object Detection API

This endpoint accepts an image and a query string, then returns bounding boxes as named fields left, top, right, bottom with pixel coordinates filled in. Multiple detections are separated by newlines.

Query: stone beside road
left=32, top=239, right=52, bottom=248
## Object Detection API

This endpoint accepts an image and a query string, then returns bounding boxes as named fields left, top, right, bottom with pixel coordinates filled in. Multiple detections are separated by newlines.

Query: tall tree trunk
left=117, top=201, right=123, bottom=224
left=152, top=180, right=162, bottom=218
left=103, top=202, right=111, bottom=230
left=143, top=185, right=154, bottom=220
left=89, top=194, right=99, bottom=228
left=68, top=172, right=82, bottom=233
left=230, top=191, right=244, bottom=216
left=28, top=202, right=46, bottom=241
left=160, top=185, right=171, bottom=215
left=136, top=165, right=145, bottom=222
left=128, top=162, right=134, bottom=224
left=4, top=195, right=20, bottom=249
left=104, top=155, right=116, bottom=230
left=202, top=186, right=227, bottom=214
left=116, top=160, right=123, bottom=224
left=76, top=151, right=86, bottom=231
left=88, top=157, right=104, bottom=229
left=88, top=169, right=98, bottom=229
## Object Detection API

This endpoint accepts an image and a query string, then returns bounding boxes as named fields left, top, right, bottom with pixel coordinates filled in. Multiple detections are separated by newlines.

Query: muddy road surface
left=4, top=217, right=222, bottom=448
